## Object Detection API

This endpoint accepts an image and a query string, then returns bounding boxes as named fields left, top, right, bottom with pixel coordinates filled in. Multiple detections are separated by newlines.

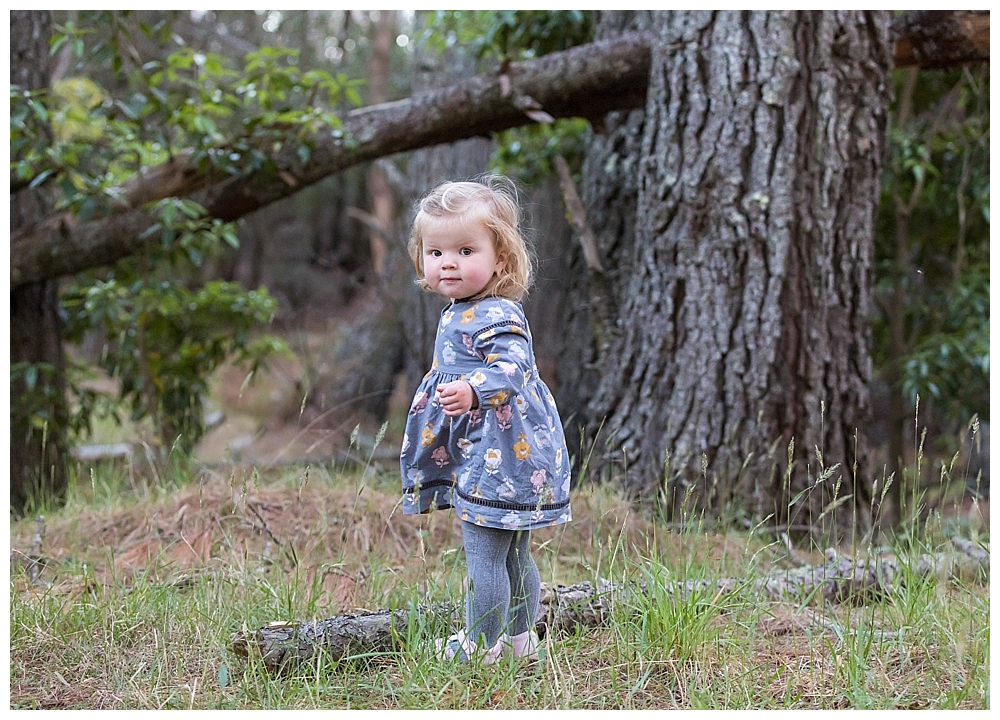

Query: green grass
left=8, top=456, right=989, bottom=709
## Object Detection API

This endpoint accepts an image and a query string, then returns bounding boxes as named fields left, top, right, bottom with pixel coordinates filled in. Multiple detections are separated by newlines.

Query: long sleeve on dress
left=467, top=321, right=532, bottom=410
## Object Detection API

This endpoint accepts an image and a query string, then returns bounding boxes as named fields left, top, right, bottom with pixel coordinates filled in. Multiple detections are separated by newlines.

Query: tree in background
left=9, top=10, right=326, bottom=513
left=10, top=11, right=69, bottom=513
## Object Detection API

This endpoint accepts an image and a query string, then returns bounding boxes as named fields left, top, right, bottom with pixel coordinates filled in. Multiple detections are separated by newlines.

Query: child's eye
left=429, top=249, right=442, bottom=257
left=461, top=248, right=473, bottom=256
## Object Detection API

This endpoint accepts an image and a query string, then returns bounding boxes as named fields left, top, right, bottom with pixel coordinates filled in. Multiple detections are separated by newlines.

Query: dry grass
left=10, top=461, right=755, bottom=608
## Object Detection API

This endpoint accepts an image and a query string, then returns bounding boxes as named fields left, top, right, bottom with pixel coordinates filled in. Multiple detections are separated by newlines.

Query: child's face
left=421, top=214, right=505, bottom=300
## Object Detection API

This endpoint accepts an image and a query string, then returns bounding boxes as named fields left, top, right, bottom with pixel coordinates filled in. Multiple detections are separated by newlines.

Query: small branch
left=247, top=502, right=298, bottom=568
left=29, top=515, right=46, bottom=585
left=30, top=515, right=45, bottom=556
left=513, top=94, right=555, bottom=124
left=949, top=140, right=972, bottom=292
left=374, top=158, right=410, bottom=198
left=554, top=155, right=603, bottom=273
left=346, top=207, right=394, bottom=244
left=8, top=515, right=49, bottom=586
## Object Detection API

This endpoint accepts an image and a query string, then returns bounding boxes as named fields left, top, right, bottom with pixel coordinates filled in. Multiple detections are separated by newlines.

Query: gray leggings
left=461, top=521, right=541, bottom=648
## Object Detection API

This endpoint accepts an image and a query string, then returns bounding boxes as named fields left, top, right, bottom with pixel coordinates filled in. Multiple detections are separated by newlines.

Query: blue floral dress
left=400, top=297, right=572, bottom=530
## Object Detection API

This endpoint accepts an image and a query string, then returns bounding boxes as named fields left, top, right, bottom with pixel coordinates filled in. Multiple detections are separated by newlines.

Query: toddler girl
left=399, top=175, right=572, bottom=663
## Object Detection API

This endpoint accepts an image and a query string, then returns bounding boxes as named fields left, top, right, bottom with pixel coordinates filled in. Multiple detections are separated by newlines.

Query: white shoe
left=434, top=629, right=505, bottom=665
left=501, top=629, right=540, bottom=661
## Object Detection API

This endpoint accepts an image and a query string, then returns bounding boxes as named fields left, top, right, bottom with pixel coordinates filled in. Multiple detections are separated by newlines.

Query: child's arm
left=465, top=313, right=534, bottom=410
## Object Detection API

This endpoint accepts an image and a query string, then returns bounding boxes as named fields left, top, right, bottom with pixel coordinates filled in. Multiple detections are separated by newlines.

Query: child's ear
left=495, top=253, right=506, bottom=273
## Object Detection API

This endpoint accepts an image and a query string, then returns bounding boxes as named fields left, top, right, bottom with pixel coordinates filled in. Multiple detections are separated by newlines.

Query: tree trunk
left=587, top=11, right=892, bottom=541
left=520, top=178, right=573, bottom=393
left=559, top=11, right=654, bottom=465
left=10, top=10, right=68, bottom=517
left=366, top=11, right=396, bottom=278
left=395, top=42, right=576, bottom=407
left=310, top=17, right=496, bottom=433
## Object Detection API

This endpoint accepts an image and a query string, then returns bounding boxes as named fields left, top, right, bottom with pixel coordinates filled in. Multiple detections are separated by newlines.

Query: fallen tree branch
left=232, top=539, right=988, bottom=673
left=11, top=10, right=990, bottom=289
left=891, top=10, right=989, bottom=69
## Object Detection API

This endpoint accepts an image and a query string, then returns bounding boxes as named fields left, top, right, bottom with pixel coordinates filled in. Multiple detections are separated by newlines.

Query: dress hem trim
left=455, top=487, right=569, bottom=512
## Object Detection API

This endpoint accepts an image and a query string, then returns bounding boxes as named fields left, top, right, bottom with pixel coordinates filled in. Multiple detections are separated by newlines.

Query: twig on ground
left=247, top=502, right=298, bottom=569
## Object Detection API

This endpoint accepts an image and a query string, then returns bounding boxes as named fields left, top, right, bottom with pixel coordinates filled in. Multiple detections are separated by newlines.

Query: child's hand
left=436, top=381, right=477, bottom=417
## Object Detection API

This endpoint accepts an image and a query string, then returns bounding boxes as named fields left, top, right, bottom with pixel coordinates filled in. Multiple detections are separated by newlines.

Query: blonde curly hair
left=408, top=174, right=534, bottom=301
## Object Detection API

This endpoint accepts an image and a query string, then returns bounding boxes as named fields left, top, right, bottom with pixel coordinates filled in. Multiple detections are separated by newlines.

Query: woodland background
left=9, top=9, right=990, bottom=537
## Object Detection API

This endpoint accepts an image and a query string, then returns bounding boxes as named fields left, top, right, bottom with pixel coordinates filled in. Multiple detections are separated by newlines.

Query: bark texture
left=587, top=11, right=892, bottom=538
left=559, top=11, right=653, bottom=462
left=232, top=538, right=988, bottom=673
left=10, top=10, right=68, bottom=517
left=521, top=177, right=573, bottom=392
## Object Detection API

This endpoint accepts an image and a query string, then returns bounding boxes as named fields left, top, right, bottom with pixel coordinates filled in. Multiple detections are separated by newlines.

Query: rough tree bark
left=585, top=11, right=892, bottom=539
left=559, top=10, right=653, bottom=464
left=520, top=178, right=573, bottom=390
left=10, top=10, right=68, bottom=517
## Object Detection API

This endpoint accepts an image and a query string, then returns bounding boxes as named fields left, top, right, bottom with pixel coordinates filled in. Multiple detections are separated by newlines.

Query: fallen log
left=11, top=31, right=651, bottom=287
left=232, top=538, right=988, bottom=672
